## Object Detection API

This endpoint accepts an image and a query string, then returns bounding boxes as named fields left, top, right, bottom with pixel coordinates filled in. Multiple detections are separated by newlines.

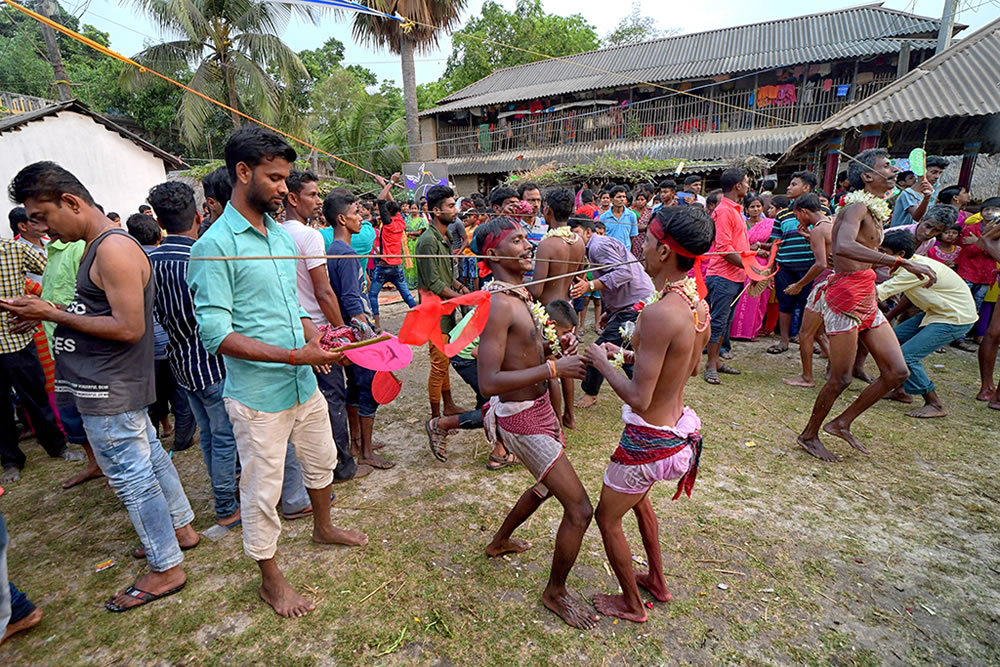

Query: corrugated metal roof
left=0, top=100, right=185, bottom=168
left=778, top=17, right=1000, bottom=162
left=422, top=3, right=955, bottom=117
left=447, top=125, right=817, bottom=175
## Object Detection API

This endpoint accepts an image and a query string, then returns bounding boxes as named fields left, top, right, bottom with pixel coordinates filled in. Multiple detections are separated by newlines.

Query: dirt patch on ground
left=1, top=300, right=998, bottom=664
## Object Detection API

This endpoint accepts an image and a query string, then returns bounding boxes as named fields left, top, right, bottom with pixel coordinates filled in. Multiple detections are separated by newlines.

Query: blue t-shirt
left=598, top=208, right=638, bottom=248
left=326, top=239, right=367, bottom=324
left=890, top=188, right=923, bottom=228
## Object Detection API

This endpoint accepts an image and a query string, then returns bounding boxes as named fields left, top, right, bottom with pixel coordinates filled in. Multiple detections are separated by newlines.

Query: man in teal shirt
left=188, top=126, right=368, bottom=620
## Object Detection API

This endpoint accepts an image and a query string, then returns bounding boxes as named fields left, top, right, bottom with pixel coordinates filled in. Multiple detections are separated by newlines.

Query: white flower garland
left=542, top=226, right=576, bottom=242
left=529, top=300, right=562, bottom=357
left=843, top=190, right=891, bottom=226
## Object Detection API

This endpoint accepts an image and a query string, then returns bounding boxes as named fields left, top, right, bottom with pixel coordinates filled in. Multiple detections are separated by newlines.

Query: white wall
left=0, top=111, right=169, bottom=238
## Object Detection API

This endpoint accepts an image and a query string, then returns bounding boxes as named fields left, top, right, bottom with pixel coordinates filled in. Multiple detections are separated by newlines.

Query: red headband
left=647, top=216, right=708, bottom=299
left=480, top=225, right=516, bottom=254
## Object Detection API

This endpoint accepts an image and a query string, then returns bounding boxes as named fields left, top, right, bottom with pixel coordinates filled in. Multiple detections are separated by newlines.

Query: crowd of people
left=0, top=124, right=997, bottom=638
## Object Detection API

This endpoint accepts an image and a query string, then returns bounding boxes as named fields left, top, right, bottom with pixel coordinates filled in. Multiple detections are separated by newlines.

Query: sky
left=71, top=0, right=999, bottom=90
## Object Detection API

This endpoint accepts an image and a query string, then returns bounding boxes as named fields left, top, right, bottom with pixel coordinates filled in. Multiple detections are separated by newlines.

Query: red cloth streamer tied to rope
left=398, top=290, right=492, bottom=357
left=741, top=240, right=780, bottom=282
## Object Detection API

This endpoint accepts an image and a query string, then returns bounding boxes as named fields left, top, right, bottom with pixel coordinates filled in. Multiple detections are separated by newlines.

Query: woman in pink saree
left=730, top=195, right=774, bottom=340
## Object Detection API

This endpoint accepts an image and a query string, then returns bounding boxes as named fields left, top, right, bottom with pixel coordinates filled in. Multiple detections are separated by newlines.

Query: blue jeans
left=369, top=264, right=417, bottom=315
left=185, top=381, right=239, bottom=519
left=965, top=280, right=989, bottom=315
left=894, top=313, right=973, bottom=395
left=80, top=410, right=194, bottom=571
left=450, top=356, right=486, bottom=429
left=281, top=443, right=311, bottom=515
left=0, top=511, right=35, bottom=633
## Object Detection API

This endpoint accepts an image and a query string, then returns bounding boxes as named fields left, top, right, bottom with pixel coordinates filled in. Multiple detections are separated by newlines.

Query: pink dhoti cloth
left=603, top=405, right=702, bottom=497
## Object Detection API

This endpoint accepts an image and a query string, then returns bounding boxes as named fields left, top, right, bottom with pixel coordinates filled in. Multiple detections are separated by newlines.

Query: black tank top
left=53, top=229, right=156, bottom=415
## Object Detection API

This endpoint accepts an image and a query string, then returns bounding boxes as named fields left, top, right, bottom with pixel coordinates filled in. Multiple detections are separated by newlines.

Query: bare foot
left=562, top=412, right=576, bottom=429
left=542, top=589, right=600, bottom=629
left=782, top=375, right=815, bottom=388
left=853, top=369, right=875, bottom=384
left=635, top=571, right=671, bottom=602
left=797, top=435, right=841, bottom=462
left=359, top=454, right=395, bottom=470
left=989, top=398, right=1000, bottom=411
left=593, top=593, right=647, bottom=623
left=61, top=463, right=103, bottom=489
left=0, top=466, right=21, bottom=484
left=443, top=403, right=469, bottom=416
left=313, top=525, right=369, bottom=547
left=259, top=576, right=315, bottom=618
left=216, top=507, right=241, bottom=528
left=574, top=394, right=598, bottom=409
left=373, top=441, right=387, bottom=450
left=485, top=537, right=531, bottom=557
left=350, top=440, right=361, bottom=458
left=883, top=389, right=913, bottom=404
left=976, top=387, right=995, bottom=401
left=1, top=607, right=43, bottom=645
left=823, top=422, right=869, bottom=454
left=906, top=404, right=947, bottom=418
left=106, top=569, right=186, bottom=611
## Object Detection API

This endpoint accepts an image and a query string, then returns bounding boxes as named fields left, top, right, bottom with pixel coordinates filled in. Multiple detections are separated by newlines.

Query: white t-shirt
left=280, top=219, right=328, bottom=327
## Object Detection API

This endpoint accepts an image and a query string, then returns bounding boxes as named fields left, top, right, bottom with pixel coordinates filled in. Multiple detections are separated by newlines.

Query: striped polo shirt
left=769, top=204, right=831, bottom=271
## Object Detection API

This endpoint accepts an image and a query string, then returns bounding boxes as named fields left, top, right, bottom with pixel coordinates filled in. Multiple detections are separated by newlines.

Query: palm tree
left=351, top=0, right=467, bottom=161
left=122, top=0, right=316, bottom=146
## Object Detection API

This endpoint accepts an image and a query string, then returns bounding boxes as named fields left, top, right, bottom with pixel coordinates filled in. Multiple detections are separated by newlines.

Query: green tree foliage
left=604, top=1, right=677, bottom=47
left=440, top=0, right=599, bottom=95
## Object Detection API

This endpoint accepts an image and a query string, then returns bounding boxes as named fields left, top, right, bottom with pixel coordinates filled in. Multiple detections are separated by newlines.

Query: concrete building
left=0, top=99, right=183, bottom=238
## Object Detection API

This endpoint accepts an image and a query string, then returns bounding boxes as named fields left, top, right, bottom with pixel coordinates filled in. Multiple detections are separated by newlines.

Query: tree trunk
left=222, top=52, right=242, bottom=128
left=400, top=36, right=420, bottom=161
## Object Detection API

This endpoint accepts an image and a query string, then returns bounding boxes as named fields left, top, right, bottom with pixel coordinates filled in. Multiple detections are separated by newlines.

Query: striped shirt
left=770, top=206, right=827, bottom=271
left=148, top=235, right=226, bottom=391
left=0, top=239, right=46, bottom=354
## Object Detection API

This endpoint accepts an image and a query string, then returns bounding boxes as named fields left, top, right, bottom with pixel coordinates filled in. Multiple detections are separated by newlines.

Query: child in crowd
left=928, top=224, right=962, bottom=268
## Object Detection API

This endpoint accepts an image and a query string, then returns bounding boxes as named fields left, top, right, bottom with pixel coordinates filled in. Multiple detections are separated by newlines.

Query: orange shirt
left=706, top=196, right=750, bottom=283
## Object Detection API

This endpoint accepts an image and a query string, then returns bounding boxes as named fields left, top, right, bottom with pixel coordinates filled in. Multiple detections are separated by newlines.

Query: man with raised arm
left=797, top=149, right=936, bottom=462
left=472, top=217, right=598, bottom=630
left=528, top=188, right=586, bottom=428
left=583, top=205, right=713, bottom=623
left=188, top=126, right=367, bottom=619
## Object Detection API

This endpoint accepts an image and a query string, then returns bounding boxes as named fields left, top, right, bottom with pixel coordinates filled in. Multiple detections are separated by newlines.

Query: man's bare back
left=631, top=294, right=709, bottom=426
left=530, top=232, right=586, bottom=304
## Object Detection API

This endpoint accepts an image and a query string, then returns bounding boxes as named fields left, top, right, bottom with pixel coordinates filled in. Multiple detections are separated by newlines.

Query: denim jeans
left=894, top=313, right=973, bottom=395
left=450, top=356, right=486, bottom=429
left=80, top=410, right=194, bottom=571
left=345, top=366, right=379, bottom=419
left=315, top=368, right=356, bottom=480
left=185, top=381, right=239, bottom=519
left=582, top=308, right=640, bottom=396
left=150, top=359, right=196, bottom=451
left=0, top=510, right=36, bottom=633
left=369, top=264, right=418, bottom=315
left=281, top=443, right=311, bottom=515
left=706, top=275, right=743, bottom=345
left=964, top=280, right=989, bottom=315
left=57, top=401, right=88, bottom=446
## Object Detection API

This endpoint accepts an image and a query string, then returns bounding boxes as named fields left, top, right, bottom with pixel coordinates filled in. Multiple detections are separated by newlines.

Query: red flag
left=398, top=290, right=492, bottom=357
left=741, top=239, right=780, bottom=282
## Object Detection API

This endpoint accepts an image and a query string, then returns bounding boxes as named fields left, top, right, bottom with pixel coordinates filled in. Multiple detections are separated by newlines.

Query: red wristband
left=892, top=256, right=904, bottom=272
left=289, top=348, right=296, bottom=365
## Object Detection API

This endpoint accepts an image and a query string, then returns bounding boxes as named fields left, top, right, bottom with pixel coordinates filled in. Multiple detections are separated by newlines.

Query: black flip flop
left=766, top=344, right=788, bottom=354
left=487, top=452, right=518, bottom=471
left=106, top=582, right=186, bottom=612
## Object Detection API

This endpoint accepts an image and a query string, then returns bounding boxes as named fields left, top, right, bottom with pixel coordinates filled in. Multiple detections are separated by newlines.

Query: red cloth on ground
left=824, top=269, right=879, bottom=328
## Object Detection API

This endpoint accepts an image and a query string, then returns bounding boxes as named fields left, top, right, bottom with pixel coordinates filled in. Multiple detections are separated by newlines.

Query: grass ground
left=1, top=303, right=998, bottom=665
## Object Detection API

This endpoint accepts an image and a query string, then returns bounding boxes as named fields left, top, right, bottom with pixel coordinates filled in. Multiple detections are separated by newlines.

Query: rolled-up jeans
left=185, top=381, right=239, bottom=519
left=0, top=510, right=37, bottom=633
left=894, top=313, right=973, bottom=396
left=80, top=410, right=194, bottom=571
